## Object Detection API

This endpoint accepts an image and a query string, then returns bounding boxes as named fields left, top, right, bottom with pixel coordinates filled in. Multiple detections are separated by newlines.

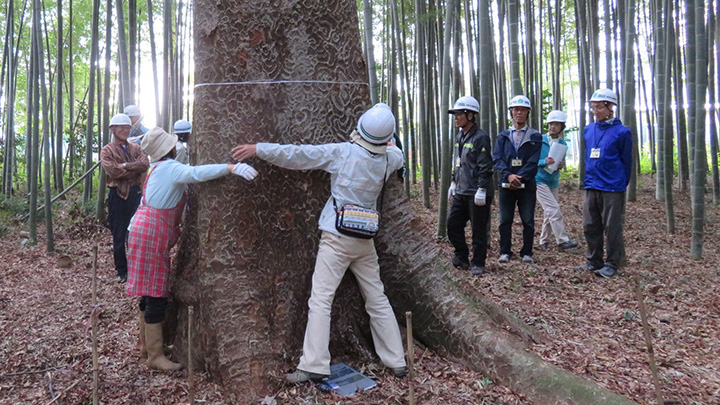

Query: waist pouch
left=334, top=201, right=380, bottom=239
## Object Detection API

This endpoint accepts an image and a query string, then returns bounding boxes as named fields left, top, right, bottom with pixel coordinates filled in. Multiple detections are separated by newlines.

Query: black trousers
left=583, top=189, right=626, bottom=269
left=446, top=188, right=494, bottom=267
left=498, top=187, right=536, bottom=257
left=107, top=186, right=142, bottom=277
left=138, top=296, right=170, bottom=324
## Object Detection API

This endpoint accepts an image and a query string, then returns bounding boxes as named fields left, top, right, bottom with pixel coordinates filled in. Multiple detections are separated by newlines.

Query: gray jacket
left=452, top=124, right=494, bottom=195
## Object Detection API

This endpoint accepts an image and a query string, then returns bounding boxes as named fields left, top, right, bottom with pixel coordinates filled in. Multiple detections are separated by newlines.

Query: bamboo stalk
left=634, top=276, right=663, bottom=405
left=405, top=311, right=415, bottom=405
left=188, top=305, right=195, bottom=404
left=92, top=244, right=99, bottom=405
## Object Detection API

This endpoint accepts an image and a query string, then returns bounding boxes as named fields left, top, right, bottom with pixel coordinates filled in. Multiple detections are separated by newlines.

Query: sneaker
left=285, top=369, right=329, bottom=384
left=498, top=254, right=510, bottom=263
left=575, top=262, right=601, bottom=272
left=594, top=266, right=617, bottom=278
left=538, top=242, right=550, bottom=251
left=451, top=255, right=470, bottom=270
left=470, top=265, right=486, bottom=276
left=391, top=367, right=407, bottom=378
left=521, top=255, right=534, bottom=264
left=557, top=241, right=579, bottom=250
left=117, top=275, right=127, bottom=283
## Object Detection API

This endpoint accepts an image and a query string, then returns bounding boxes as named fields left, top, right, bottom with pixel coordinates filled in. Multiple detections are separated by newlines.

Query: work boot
left=391, top=367, right=407, bottom=378
left=451, top=255, right=470, bottom=270
left=145, top=322, right=182, bottom=371
left=285, top=369, right=328, bottom=384
left=470, top=265, right=486, bottom=276
left=575, top=262, right=601, bottom=272
left=137, top=311, right=147, bottom=359
left=557, top=241, right=579, bottom=250
left=595, top=266, right=617, bottom=278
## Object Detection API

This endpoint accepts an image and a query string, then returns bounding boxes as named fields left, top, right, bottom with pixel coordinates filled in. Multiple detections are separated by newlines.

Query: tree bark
left=171, top=1, right=637, bottom=403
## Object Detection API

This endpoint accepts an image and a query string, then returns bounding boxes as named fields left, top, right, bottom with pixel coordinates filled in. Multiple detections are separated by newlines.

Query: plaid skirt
left=126, top=200, right=185, bottom=297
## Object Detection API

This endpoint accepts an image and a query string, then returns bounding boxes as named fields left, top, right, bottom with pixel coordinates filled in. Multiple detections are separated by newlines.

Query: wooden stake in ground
left=405, top=311, right=415, bottom=405
left=634, top=276, right=663, bottom=404
left=92, top=244, right=99, bottom=405
left=188, top=305, right=195, bottom=404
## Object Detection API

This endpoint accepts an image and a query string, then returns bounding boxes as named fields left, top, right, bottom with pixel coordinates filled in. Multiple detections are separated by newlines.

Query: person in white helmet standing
left=232, top=104, right=407, bottom=383
left=445, top=96, right=494, bottom=276
left=173, top=119, right=192, bottom=164
left=100, top=113, right=150, bottom=283
left=580, top=88, right=632, bottom=278
left=124, top=104, right=149, bottom=145
left=493, top=95, right=542, bottom=264
left=536, top=110, right=578, bottom=251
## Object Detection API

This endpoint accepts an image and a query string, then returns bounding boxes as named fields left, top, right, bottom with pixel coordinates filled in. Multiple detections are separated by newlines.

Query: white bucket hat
left=141, top=127, right=178, bottom=163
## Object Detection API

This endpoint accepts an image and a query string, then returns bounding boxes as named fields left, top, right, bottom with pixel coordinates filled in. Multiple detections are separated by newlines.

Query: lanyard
left=593, top=125, right=610, bottom=149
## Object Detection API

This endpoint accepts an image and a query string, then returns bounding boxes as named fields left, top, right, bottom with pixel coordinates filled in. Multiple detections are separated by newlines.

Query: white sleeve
left=166, top=160, right=229, bottom=184
left=256, top=143, right=345, bottom=172
left=386, top=145, right=404, bottom=173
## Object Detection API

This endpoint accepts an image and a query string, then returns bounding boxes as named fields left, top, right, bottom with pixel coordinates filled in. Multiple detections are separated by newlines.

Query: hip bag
left=334, top=156, right=388, bottom=239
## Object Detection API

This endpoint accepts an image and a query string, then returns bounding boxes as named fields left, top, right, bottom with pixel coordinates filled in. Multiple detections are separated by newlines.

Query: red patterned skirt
left=126, top=200, right=184, bottom=297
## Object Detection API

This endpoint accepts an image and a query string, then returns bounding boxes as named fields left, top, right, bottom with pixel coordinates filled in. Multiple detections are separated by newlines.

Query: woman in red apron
left=127, top=127, right=258, bottom=371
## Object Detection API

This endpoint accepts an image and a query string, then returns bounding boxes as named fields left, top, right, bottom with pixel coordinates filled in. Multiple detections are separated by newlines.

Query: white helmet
left=546, top=110, right=567, bottom=123
left=508, top=95, right=532, bottom=110
left=109, top=113, right=132, bottom=127
left=590, top=88, right=618, bottom=105
left=173, top=119, right=192, bottom=134
left=357, top=106, right=396, bottom=145
left=124, top=104, right=142, bottom=117
left=448, top=96, right=480, bottom=114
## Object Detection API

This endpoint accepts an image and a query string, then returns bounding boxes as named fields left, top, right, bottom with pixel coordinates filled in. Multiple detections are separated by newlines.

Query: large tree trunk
left=173, top=0, right=635, bottom=403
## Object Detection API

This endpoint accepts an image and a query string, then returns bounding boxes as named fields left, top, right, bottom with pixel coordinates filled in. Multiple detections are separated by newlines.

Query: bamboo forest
left=0, top=0, right=718, bottom=403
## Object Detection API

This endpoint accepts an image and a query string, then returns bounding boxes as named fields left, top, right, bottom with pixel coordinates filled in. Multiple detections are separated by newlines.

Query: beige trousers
left=537, top=184, right=571, bottom=245
left=297, top=231, right=406, bottom=375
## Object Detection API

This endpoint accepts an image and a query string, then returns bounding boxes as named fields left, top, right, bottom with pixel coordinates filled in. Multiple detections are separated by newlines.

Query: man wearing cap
left=100, top=113, right=150, bottom=283
left=580, top=88, right=632, bottom=278
left=446, top=96, right=494, bottom=276
left=124, top=104, right=149, bottom=145
left=232, top=104, right=407, bottom=384
left=536, top=110, right=578, bottom=251
left=173, top=119, right=192, bottom=164
left=493, top=95, right=542, bottom=264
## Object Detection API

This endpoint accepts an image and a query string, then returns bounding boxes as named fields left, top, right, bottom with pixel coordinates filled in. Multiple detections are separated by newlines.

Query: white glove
left=232, top=163, right=258, bottom=181
left=448, top=182, right=457, bottom=199
left=474, top=188, right=486, bottom=206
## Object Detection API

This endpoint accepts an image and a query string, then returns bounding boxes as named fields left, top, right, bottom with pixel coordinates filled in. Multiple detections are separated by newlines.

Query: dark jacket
left=452, top=124, right=494, bottom=195
left=583, top=118, right=633, bottom=192
left=493, top=126, right=542, bottom=190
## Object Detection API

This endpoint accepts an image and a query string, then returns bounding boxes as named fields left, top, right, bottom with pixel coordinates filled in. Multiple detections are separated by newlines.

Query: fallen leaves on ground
left=1, top=175, right=718, bottom=404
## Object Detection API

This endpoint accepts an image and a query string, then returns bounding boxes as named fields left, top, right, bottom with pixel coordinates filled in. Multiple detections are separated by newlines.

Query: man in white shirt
left=232, top=104, right=408, bottom=384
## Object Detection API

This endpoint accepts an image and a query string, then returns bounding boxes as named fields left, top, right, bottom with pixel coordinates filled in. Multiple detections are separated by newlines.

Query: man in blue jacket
left=493, top=95, right=542, bottom=264
left=581, top=88, right=633, bottom=278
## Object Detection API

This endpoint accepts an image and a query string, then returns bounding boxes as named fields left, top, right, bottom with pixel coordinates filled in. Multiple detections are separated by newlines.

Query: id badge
left=590, top=148, right=601, bottom=159
left=455, top=157, right=461, bottom=167
left=511, top=159, right=523, bottom=167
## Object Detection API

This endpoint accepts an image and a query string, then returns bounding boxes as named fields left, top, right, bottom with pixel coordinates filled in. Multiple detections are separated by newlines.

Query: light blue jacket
left=536, top=134, right=567, bottom=189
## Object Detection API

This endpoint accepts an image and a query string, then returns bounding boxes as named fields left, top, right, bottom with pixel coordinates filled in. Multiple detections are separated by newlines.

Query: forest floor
left=0, top=174, right=719, bottom=404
